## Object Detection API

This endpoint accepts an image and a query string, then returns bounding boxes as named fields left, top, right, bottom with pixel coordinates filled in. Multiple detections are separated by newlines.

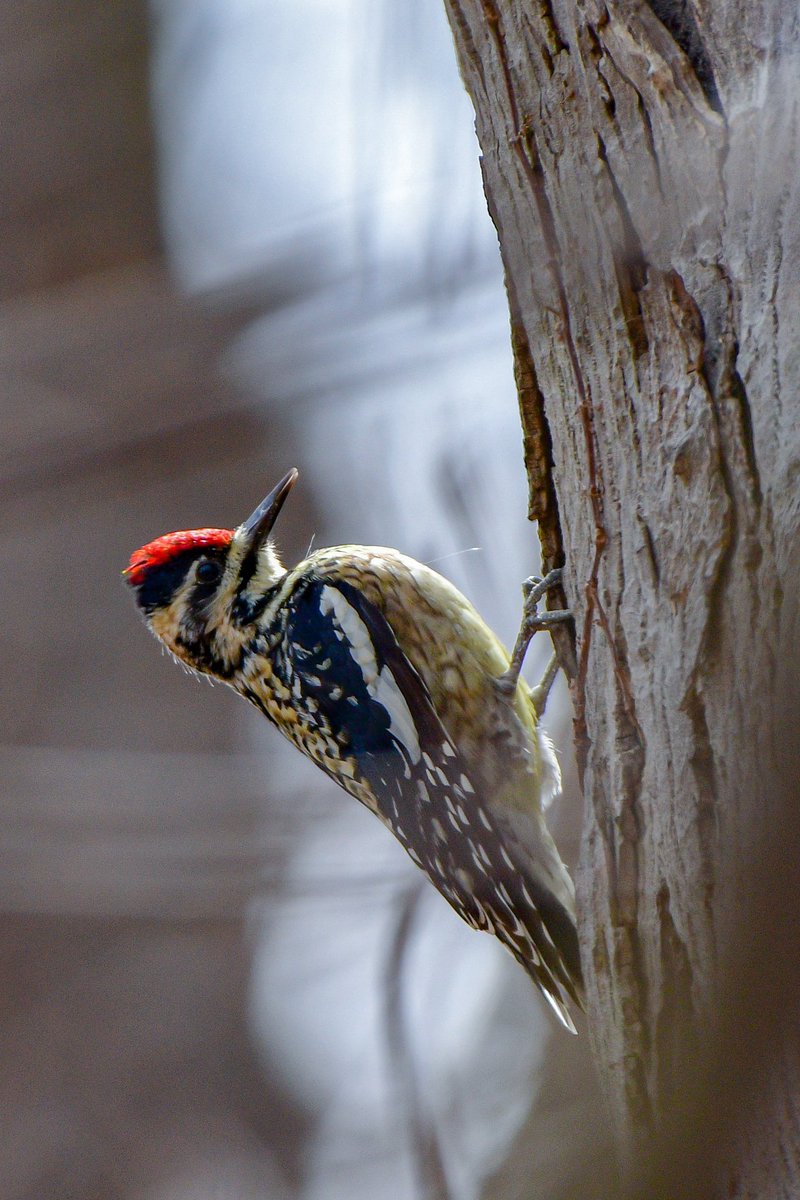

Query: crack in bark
left=639, top=0, right=723, bottom=113
left=596, top=133, right=650, bottom=361
left=762, top=179, right=789, bottom=454
left=637, top=511, right=661, bottom=585
left=729, top=362, right=762, bottom=505
left=599, top=39, right=666, bottom=200
left=508, top=309, right=560, bottom=532
left=585, top=21, right=617, bottom=122
left=535, top=0, right=568, bottom=57
left=670, top=256, right=762, bottom=523
left=714, top=257, right=763, bottom=508
left=508, top=311, right=579, bottom=680
left=714, top=262, right=762, bottom=506
left=634, top=77, right=664, bottom=196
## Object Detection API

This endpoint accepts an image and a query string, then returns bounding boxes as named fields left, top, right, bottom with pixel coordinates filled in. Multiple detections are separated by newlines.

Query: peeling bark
left=445, top=1, right=800, bottom=1193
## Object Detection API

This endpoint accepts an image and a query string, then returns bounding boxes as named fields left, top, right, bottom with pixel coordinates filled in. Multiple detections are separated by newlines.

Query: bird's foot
left=498, top=568, right=572, bottom=701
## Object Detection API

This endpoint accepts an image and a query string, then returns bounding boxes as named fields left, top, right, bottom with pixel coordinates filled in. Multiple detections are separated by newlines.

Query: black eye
left=196, top=559, right=222, bottom=585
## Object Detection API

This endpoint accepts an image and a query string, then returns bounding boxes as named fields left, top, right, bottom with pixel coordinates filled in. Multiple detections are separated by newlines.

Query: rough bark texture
left=445, top=1, right=800, bottom=1193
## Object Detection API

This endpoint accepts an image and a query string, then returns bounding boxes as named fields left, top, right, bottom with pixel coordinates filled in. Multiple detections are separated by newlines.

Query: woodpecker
left=125, top=469, right=582, bottom=1030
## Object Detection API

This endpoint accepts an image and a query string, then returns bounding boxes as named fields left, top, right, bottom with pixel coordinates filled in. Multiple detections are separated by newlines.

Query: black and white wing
left=279, top=576, right=582, bottom=1029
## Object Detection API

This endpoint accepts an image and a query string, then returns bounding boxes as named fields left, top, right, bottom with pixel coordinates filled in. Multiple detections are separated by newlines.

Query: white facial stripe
left=233, top=537, right=284, bottom=605
left=319, top=585, right=421, bottom=763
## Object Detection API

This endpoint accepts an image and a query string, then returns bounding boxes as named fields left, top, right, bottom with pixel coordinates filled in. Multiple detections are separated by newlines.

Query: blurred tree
left=444, top=2, right=800, bottom=1196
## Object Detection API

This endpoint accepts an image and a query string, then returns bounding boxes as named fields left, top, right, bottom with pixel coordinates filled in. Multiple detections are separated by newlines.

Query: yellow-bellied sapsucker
left=125, top=469, right=583, bottom=1030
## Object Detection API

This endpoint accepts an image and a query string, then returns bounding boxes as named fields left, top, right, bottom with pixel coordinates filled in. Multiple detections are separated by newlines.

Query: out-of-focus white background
left=0, top=2, right=602, bottom=1197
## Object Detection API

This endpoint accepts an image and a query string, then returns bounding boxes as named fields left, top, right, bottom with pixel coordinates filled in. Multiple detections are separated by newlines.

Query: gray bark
left=444, top=1, right=800, bottom=1194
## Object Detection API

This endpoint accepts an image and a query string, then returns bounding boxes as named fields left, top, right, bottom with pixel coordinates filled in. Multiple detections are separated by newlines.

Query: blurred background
left=1, top=2, right=603, bottom=1196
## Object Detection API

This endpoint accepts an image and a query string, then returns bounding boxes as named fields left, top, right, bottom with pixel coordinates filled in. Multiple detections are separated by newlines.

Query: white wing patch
left=319, top=584, right=421, bottom=764
left=320, top=586, right=378, bottom=684
left=374, top=665, right=421, bottom=763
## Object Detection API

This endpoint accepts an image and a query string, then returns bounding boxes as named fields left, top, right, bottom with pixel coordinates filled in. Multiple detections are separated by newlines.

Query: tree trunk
left=444, top=2, right=800, bottom=1194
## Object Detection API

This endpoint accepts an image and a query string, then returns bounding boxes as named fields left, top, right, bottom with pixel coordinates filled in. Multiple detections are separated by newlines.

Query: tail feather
left=488, top=875, right=584, bottom=1033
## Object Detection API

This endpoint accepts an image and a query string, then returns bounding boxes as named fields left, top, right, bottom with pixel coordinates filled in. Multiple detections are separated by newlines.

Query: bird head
left=124, top=468, right=298, bottom=674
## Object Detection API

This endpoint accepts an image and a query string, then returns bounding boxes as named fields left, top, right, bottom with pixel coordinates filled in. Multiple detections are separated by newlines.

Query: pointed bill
left=238, top=468, right=299, bottom=551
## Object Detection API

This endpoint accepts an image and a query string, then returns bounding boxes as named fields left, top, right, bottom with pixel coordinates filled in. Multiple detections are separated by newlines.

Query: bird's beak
left=238, top=468, right=299, bottom=552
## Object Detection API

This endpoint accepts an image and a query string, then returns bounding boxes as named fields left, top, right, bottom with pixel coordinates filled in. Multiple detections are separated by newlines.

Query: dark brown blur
left=1, top=4, right=306, bottom=1195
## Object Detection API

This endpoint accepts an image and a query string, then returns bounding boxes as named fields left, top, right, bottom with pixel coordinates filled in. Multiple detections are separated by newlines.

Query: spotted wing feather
left=282, top=577, right=582, bottom=1029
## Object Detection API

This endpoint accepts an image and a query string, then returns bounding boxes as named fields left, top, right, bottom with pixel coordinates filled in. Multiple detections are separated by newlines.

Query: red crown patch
left=125, top=528, right=233, bottom=586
